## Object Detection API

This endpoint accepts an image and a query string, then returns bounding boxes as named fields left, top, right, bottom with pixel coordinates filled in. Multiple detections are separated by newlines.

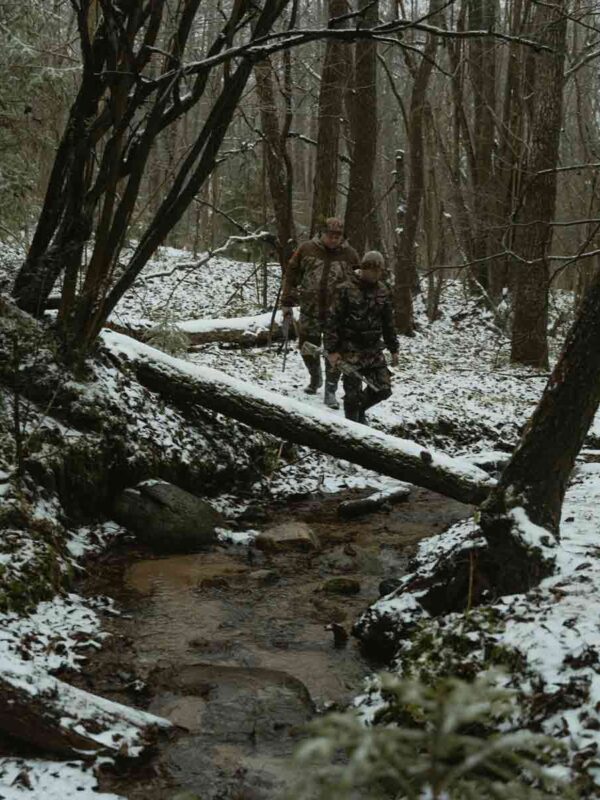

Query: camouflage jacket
left=281, top=236, right=359, bottom=322
left=324, top=273, right=399, bottom=355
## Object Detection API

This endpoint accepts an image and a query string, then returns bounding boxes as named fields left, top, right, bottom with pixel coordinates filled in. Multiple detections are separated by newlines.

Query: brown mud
left=76, top=487, right=470, bottom=800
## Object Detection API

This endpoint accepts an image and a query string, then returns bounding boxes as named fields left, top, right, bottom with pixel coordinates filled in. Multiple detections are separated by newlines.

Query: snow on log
left=107, top=310, right=296, bottom=348
left=0, top=656, right=172, bottom=758
left=338, top=485, right=411, bottom=518
left=183, top=310, right=294, bottom=347
left=102, top=331, right=495, bottom=505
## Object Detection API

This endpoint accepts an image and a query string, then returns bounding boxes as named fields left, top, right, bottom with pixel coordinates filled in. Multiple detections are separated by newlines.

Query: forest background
left=2, top=0, right=597, bottom=369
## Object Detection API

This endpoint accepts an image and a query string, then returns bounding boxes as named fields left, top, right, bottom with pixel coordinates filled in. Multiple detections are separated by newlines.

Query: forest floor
left=1, top=242, right=600, bottom=797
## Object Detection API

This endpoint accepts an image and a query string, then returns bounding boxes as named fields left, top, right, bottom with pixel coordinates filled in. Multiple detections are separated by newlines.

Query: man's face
left=321, top=229, right=343, bottom=249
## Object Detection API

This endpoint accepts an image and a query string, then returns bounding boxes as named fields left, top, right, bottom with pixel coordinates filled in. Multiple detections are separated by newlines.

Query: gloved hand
left=390, top=352, right=399, bottom=367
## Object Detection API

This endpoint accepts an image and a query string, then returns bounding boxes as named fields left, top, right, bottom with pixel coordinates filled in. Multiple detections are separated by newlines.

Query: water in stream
left=81, top=487, right=470, bottom=800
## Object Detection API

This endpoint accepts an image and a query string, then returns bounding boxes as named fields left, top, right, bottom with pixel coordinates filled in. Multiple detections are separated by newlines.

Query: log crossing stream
left=81, top=487, right=471, bottom=800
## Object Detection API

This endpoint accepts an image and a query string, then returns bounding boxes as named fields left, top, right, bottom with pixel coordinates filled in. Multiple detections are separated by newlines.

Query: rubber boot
left=324, top=382, right=340, bottom=409
left=323, top=362, right=340, bottom=409
left=302, top=355, right=322, bottom=394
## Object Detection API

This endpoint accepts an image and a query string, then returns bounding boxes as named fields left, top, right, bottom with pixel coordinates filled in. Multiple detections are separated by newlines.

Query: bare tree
left=12, top=0, right=290, bottom=362
left=344, top=0, right=380, bottom=254
left=393, top=0, right=443, bottom=333
left=510, top=0, right=568, bottom=368
left=310, top=0, right=350, bottom=234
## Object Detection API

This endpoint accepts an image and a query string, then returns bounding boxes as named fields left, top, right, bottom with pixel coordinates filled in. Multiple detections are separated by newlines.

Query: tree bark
left=254, top=57, right=297, bottom=268
left=344, top=0, right=379, bottom=254
left=468, top=0, right=497, bottom=293
left=510, top=0, right=567, bottom=368
left=103, top=330, right=495, bottom=506
left=310, top=0, right=349, bottom=234
left=393, top=0, right=442, bottom=332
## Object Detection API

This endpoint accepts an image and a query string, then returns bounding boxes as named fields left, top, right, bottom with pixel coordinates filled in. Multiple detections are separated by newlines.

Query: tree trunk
left=310, top=0, right=350, bottom=234
left=510, top=0, right=567, bottom=368
left=344, top=0, right=378, bottom=254
left=468, top=0, right=497, bottom=294
left=254, top=57, right=297, bottom=268
left=393, top=0, right=442, bottom=332
left=103, top=330, right=495, bottom=506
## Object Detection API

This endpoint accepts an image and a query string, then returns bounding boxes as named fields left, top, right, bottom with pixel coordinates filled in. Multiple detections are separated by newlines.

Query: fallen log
left=102, top=331, right=495, bottom=505
left=106, top=310, right=296, bottom=349
left=182, top=310, right=294, bottom=347
left=0, top=657, right=172, bottom=758
left=338, top=485, right=411, bottom=518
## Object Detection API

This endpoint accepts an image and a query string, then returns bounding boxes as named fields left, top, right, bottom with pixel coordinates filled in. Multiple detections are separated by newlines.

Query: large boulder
left=114, top=480, right=222, bottom=553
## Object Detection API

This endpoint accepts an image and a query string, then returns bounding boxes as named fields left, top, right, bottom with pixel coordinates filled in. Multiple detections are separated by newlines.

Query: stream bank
left=77, top=486, right=471, bottom=800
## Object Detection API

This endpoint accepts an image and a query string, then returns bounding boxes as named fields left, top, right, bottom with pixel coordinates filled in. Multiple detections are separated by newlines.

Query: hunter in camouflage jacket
left=281, top=234, right=359, bottom=335
left=281, top=220, right=359, bottom=406
left=325, top=253, right=399, bottom=423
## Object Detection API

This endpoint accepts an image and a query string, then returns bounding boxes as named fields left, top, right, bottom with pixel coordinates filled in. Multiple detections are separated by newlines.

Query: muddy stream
left=79, top=487, right=471, bottom=800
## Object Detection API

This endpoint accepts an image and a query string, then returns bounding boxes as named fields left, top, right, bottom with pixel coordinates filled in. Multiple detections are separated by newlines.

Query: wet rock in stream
left=150, top=663, right=314, bottom=799
left=255, top=521, right=320, bottom=552
left=114, top=480, right=222, bottom=553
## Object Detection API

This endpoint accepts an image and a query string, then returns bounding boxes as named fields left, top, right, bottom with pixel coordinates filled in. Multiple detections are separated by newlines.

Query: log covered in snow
left=182, top=310, right=294, bottom=347
left=102, top=331, right=495, bottom=505
left=0, top=658, right=172, bottom=758
left=107, top=310, right=296, bottom=348
left=338, top=485, right=411, bottom=518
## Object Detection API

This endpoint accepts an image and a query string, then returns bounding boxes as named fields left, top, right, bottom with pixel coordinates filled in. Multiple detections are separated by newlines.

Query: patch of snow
left=0, top=759, right=124, bottom=800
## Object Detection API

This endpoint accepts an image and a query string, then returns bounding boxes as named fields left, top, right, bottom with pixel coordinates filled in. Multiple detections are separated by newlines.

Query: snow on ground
left=0, top=241, right=597, bottom=794
left=0, top=760, right=123, bottom=800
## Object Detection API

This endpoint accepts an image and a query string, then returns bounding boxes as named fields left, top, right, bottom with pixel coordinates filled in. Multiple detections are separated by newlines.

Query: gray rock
left=255, top=521, right=320, bottom=553
left=113, top=480, right=222, bottom=553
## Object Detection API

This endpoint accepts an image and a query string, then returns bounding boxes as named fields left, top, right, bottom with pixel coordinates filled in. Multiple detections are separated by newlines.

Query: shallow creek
left=80, top=487, right=471, bottom=800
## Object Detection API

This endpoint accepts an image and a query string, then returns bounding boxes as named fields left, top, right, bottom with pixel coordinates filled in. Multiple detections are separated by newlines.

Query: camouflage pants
left=341, top=350, right=392, bottom=420
left=298, top=312, right=341, bottom=387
